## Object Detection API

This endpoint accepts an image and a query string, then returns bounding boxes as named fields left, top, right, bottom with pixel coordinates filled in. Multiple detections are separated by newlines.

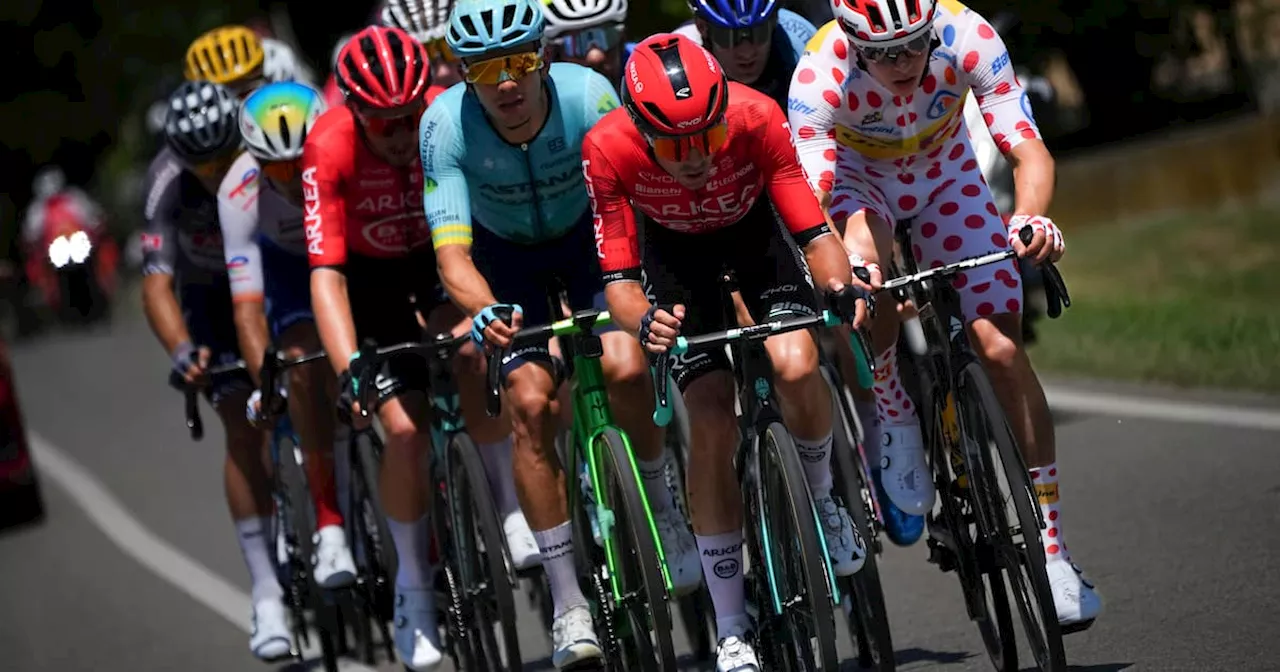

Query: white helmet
left=833, top=0, right=937, bottom=49
left=32, top=166, right=66, bottom=199
left=239, top=82, right=326, bottom=162
left=261, top=37, right=301, bottom=82
left=381, top=0, right=453, bottom=43
left=542, top=0, right=628, bottom=38
left=330, top=33, right=355, bottom=71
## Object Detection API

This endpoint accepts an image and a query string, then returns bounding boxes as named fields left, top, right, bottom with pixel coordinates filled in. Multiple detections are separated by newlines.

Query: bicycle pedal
left=926, top=537, right=957, bottom=572
left=1061, top=617, right=1097, bottom=635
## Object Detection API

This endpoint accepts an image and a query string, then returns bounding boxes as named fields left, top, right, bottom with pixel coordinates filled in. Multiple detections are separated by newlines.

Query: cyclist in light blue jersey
left=674, top=0, right=816, bottom=111
left=422, top=0, right=699, bottom=666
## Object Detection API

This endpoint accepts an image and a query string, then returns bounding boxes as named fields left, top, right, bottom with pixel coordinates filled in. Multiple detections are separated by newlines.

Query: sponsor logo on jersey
left=229, top=168, right=259, bottom=199
left=548, top=136, right=566, bottom=153
left=228, top=255, right=249, bottom=268
left=788, top=96, right=817, bottom=116
left=927, top=90, right=961, bottom=120
left=359, top=178, right=396, bottom=189
left=991, top=51, right=1010, bottom=76
left=302, top=167, right=322, bottom=256
left=360, top=214, right=430, bottom=253
left=596, top=93, right=618, bottom=114
left=354, top=190, right=422, bottom=214
left=424, top=175, right=438, bottom=195
left=861, top=110, right=883, bottom=126
left=140, top=233, right=164, bottom=252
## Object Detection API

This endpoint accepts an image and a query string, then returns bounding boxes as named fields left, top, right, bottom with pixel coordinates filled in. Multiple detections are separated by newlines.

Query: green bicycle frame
left=548, top=311, right=675, bottom=602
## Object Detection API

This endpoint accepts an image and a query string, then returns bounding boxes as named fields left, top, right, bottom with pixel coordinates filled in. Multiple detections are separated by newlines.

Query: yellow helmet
left=184, top=25, right=265, bottom=85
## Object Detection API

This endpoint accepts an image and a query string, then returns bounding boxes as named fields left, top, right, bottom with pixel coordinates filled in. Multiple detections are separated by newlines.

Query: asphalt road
left=5, top=310, right=1280, bottom=672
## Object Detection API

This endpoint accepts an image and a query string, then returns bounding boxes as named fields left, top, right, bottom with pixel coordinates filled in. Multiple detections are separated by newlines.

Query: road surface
left=4, top=313, right=1279, bottom=671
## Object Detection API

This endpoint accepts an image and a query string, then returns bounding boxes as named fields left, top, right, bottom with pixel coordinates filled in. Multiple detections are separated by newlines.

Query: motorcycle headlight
left=48, top=236, right=71, bottom=269
left=69, top=231, right=92, bottom=264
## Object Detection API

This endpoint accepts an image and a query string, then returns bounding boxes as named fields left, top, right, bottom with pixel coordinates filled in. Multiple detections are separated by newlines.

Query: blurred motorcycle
left=24, top=189, right=120, bottom=326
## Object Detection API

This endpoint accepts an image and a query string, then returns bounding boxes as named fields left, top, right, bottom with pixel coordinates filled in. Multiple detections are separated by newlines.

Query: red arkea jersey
left=302, top=105, right=431, bottom=267
left=582, top=82, right=826, bottom=281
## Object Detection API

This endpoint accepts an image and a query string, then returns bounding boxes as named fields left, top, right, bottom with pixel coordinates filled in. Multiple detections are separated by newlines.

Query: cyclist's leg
left=914, top=158, right=1101, bottom=625
left=643, top=220, right=753, bottom=656
left=832, top=168, right=935, bottom=517
left=184, top=279, right=288, bottom=659
left=263, top=242, right=354, bottom=588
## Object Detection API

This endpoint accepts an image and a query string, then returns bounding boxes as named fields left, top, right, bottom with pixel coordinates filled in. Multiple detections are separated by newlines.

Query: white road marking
left=28, top=433, right=380, bottom=671
left=1045, top=387, right=1280, bottom=432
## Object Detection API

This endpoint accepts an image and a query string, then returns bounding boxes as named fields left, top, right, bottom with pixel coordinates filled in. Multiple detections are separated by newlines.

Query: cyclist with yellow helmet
left=185, top=25, right=308, bottom=95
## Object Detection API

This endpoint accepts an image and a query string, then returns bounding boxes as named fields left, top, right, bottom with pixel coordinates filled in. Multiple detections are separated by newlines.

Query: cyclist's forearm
left=803, top=233, right=854, bottom=288
left=141, top=273, right=191, bottom=355
left=232, top=300, right=270, bottom=385
left=603, top=281, right=650, bottom=337
left=311, top=267, right=358, bottom=376
left=1007, top=139, right=1055, bottom=217
left=436, top=245, right=497, bottom=317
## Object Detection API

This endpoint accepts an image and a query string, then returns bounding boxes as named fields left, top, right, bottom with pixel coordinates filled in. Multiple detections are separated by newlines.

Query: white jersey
left=216, top=152, right=306, bottom=300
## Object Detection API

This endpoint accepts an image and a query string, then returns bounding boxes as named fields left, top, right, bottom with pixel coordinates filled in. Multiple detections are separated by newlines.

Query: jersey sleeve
left=758, top=102, right=829, bottom=242
left=140, top=157, right=183, bottom=277
left=419, top=103, right=473, bottom=250
left=217, top=156, right=265, bottom=301
left=581, top=69, right=621, bottom=127
left=786, top=42, right=843, bottom=195
left=302, top=127, right=348, bottom=268
left=956, top=11, right=1040, bottom=154
left=582, top=130, right=640, bottom=283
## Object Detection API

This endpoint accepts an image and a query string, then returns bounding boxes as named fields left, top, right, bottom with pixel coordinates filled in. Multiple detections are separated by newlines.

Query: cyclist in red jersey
left=584, top=34, right=870, bottom=670
left=304, top=25, right=448, bottom=671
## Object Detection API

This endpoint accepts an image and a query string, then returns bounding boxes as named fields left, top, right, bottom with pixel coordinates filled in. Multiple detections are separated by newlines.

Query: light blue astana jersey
left=420, top=62, right=620, bottom=248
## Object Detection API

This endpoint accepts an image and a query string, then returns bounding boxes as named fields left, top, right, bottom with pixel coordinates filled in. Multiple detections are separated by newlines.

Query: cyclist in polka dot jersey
left=788, top=0, right=1100, bottom=632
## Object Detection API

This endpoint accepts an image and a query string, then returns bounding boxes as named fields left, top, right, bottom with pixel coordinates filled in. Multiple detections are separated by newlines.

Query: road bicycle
left=352, top=333, right=522, bottom=670
left=880, top=224, right=1072, bottom=672
left=485, top=307, right=678, bottom=670
left=650, top=285, right=875, bottom=671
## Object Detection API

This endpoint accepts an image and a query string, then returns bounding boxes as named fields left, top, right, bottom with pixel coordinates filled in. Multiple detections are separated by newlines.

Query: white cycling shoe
left=879, top=422, right=935, bottom=516
left=653, top=506, right=703, bottom=595
left=716, top=634, right=761, bottom=672
left=815, top=495, right=867, bottom=577
left=249, top=597, right=292, bottom=661
left=394, top=587, right=444, bottom=671
left=1047, top=557, right=1102, bottom=631
left=503, top=511, right=542, bottom=570
left=313, top=525, right=356, bottom=589
left=551, top=605, right=603, bottom=668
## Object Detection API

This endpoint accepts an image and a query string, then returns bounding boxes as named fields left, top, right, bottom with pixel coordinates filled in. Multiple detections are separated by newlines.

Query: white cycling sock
left=532, top=521, right=587, bottom=617
left=696, top=530, right=750, bottom=640
left=872, top=344, right=917, bottom=426
left=794, top=431, right=834, bottom=501
left=857, top=402, right=882, bottom=467
left=1030, top=463, right=1068, bottom=562
left=234, top=517, right=283, bottom=604
left=387, top=515, right=434, bottom=589
left=478, top=436, right=520, bottom=518
left=637, top=455, right=675, bottom=514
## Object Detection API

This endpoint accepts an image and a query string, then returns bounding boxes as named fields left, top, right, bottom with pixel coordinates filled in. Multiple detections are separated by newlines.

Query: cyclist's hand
left=825, top=279, right=870, bottom=329
left=172, top=342, right=211, bottom=386
left=848, top=253, right=883, bottom=292
left=639, top=303, right=683, bottom=354
left=471, top=303, right=523, bottom=351
left=336, top=369, right=371, bottom=429
left=1008, top=215, right=1065, bottom=265
left=245, top=389, right=269, bottom=428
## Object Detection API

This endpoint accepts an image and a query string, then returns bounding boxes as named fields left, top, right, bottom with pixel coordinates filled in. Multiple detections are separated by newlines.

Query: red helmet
left=335, top=25, right=431, bottom=108
left=622, top=33, right=729, bottom=137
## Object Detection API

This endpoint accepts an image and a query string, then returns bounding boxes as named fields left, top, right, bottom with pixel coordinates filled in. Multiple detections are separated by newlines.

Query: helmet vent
left=275, top=114, right=291, bottom=151
left=641, top=101, right=674, bottom=130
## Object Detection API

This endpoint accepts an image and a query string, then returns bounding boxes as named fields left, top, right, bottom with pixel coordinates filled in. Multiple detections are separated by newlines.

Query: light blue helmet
left=445, top=0, right=545, bottom=58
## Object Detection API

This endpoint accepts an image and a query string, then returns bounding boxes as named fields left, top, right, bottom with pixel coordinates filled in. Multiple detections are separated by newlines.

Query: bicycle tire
left=759, top=423, right=840, bottom=671
left=278, top=434, right=340, bottom=672
left=956, top=360, right=1066, bottom=672
left=596, top=427, right=678, bottom=670
left=350, top=430, right=396, bottom=661
left=662, top=400, right=715, bottom=663
left=447, top=432, right=522, bottom=669
left=828, top=387, right=896, bottom=671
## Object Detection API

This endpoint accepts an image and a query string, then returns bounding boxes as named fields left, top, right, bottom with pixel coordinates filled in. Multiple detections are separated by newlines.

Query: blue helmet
left=689, top=0, right=778, bottom=28
left=446, top=0, right=545, bottom=58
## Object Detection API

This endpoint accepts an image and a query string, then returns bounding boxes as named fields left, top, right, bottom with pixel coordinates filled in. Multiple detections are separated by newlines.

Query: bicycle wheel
left=446, top=432, right=522, bottom=669
left=595, top=427, right=678, bottom=670
left=758, top=423, right=839, bottom=671
left=662, top=400, right=715, bottom=663
left=277, top=433, right=340, bottom=672
left=956, top=360, right=1065, bottom=672
left=349, top=430, right=396, bottom=660
left=828, top=385, right=895, bottom=671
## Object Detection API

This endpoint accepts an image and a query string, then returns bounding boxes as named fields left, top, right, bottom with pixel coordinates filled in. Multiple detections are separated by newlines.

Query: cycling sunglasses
left=423, top=37, right=458, bottom=64
left=462, top=50, right=544, bottom=85
left=547, top=23, right=625, bottom=59
left=706, top=18, right=775, bottom=49
left=351, top=99, right=426, bottom=136
left=646, top=119, right=729, bottom=162
left=858, top=30, right=934, bottom=63
left=261, top=159, right=300, bottom=185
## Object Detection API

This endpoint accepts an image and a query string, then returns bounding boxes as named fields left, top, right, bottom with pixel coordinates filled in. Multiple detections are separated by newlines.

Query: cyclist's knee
left=969, top=315, right=1024, bottom=376
left=767, top=333, right=821, bottom=391
left=379, top=393, right=430, bottom=447
left=683, top=372, right=738, bottom=453
left=506, top=363, right=558, bottom=430
left=601, top=333, right=650, bottom=394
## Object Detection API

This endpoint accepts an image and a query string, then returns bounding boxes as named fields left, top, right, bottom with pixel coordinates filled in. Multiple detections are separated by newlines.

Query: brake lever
left=484, top=306, right=516, bottom=418
left=355, top=338, right=378, bottom=418
left=651, top=353, right=674, bottom=427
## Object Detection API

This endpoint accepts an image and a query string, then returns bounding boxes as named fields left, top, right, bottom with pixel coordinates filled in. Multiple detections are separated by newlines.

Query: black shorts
left=472, top=213, right=617, bottom=380
left=642, top=197, right=817, bottom=391
left=179, top=277, right=252, bottom=407
left=342, top=251, right=444, bottom=406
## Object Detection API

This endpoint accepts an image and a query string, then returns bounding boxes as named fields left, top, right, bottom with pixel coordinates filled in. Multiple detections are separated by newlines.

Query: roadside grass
left=1027, top=205, right=1280, bottom=394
